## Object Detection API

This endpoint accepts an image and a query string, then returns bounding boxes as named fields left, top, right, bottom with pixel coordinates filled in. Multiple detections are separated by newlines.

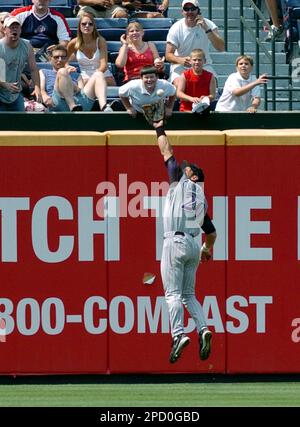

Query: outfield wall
left=0, top=129, right=299, bottom=374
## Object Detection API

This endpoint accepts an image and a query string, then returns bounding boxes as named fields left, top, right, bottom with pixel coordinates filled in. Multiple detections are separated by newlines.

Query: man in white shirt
left=215, top=55, right=268, bottom=113
left=119, top=65, right=176, bottom=122
left=165, top=0, right=224, bottom=87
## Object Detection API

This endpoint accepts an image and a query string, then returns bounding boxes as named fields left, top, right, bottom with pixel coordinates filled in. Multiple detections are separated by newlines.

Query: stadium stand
left=45, top=0, right=76, bottom=17
left=66, top=17, right=128, bottom=38
left=281, top=0, right=300, bottom=59
left=0, top=0, right=76, bottom=16
left=2, top=0, right=298, bottom=111
left=130, top=17, right=174, bottom=28
left=0, top=0, right=25, bottom=13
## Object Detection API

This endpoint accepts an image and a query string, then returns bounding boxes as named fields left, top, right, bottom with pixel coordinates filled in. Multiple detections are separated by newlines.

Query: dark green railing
left=239, top=0, right=288, bottom=110
left=263, top=76, right=297, bottom=111
left=207, top=0, right=228, bottom=51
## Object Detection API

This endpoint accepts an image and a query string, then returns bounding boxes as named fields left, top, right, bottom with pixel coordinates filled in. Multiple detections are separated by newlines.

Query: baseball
left=156, top=89, right=164, bottom=97
left=142, top=272, right=156, bottom=285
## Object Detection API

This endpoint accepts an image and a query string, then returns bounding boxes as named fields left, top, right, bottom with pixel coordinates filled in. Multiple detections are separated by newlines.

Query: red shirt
left=180, top=68, right=213, bottom=112
left=123, top=44, right=154, bottom=82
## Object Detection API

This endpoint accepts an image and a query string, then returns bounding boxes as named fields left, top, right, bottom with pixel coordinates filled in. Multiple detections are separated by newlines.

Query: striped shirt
left=163, top=156, right=207, bottom=237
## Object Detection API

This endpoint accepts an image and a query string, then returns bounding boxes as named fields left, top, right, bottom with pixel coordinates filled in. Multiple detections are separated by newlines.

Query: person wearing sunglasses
left=40, top=44, right=111, bottom=112
left=165, top=0, right=224, bottom=89
left=67, top=12, right=116, bottom=88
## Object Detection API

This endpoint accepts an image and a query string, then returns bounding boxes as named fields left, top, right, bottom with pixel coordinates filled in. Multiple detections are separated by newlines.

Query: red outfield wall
left=0, top=129, right=299, bottom=374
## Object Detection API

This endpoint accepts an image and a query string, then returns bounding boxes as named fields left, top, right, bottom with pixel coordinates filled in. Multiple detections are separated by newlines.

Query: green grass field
left=0, top=376, right=299, bottom=407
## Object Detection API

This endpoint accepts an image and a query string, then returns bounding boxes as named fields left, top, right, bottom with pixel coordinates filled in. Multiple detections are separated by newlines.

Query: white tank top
left=76, top=37, right=111, bottom=78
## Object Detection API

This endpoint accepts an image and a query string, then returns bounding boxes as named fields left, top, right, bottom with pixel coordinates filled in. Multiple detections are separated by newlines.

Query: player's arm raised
left=153, top=121, right=173, bottom=162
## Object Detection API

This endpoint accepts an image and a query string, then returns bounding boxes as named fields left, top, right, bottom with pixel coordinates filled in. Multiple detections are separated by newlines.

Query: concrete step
left=218, top=29, right=283, bottom=42
left=215, top=63, right=289, bottom=75
left=169, top=3, right=254, bottom=18
left=210, top=51, right=286, bottom=64
left=170, top=0, right=247, bottom=7
left=226, top=41, right=285, bottom=53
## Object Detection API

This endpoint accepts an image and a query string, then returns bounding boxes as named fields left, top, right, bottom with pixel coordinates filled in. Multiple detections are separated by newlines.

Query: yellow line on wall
left=225, top=129, right=300, bottom=145
left=107, top=131, right=225, bottom=146
left=0, top=131, right=106, bottom=146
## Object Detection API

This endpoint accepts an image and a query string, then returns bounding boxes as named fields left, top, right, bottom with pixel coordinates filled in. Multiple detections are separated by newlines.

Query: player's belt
left=163, top=231, right=195, bottom=238
left=174, top=231, right=195, bottom=238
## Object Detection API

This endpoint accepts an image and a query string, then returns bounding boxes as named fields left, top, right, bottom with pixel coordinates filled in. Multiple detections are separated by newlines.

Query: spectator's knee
left=56, top=68, right=69, bottom=78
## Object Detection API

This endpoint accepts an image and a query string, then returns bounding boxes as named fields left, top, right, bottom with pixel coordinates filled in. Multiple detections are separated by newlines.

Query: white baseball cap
left=182, top=0, right=199, bottom=8
left=3, top=16, right=21, bottom=28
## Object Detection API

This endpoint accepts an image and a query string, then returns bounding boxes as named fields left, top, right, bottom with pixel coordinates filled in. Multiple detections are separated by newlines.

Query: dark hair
left=140, top=66, right=159, bottom=77
left=181, top=160, right=205, bottom=182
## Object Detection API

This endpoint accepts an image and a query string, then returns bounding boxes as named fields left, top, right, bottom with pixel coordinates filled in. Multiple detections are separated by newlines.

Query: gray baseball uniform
left=161, top=156, right=215, bottom=338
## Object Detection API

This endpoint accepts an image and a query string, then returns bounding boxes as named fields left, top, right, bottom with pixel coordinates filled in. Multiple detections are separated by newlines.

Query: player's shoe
left=199, top=328, right=212, bottom=360
left=169, top=334, right=190, bottom=363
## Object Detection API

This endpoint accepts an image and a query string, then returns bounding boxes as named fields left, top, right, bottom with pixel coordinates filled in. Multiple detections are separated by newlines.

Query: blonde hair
left=75, top=12, right=99, bottom=52
left=191, top=48, right=206, bottom=59
left=235, top=55, right=254, bottom=67
left=126, top=21, right=144, bottom=34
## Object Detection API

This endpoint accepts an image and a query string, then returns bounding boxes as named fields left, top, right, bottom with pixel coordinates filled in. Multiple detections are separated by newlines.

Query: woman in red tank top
left=115, top=22, right=165, bottom=83
left=176, top=48, right=217, bottom=112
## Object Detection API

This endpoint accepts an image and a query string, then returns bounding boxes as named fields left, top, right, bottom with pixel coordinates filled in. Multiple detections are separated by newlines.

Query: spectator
left=176, top=48, right=216, bottom=112
left=264, top=0, right=283, bottom=41
left=40, top=44, right=112, bottom=111
left=215, top=55, right=268, bottom=113
left=67, top=12, right=116, bottom=87
left=115, top=21, right=165, bottom=83
left=0, top=16, right=41, bottom=111
left=165, top=0, right=224, bottom=88
left=119, top=65, right=176, bottom=120
left=11, top=0, right=71, bottom=51
left=77, top=0, right=128, bottom=18
left=0, top=12, right=10, bottom=39
left=121, top=0, right=167, bottom=18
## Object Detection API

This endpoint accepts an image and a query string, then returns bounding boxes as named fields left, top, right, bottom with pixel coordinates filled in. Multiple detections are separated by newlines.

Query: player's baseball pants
left=161, top=232, right=207, bottom=338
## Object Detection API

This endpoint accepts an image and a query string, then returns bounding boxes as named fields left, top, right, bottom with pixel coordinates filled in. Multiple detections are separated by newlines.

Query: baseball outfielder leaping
left=153, top=120, right=217, bottom=364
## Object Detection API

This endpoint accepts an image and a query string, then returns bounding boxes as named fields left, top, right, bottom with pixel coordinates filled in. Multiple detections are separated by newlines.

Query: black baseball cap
left=181, top=160, right=204, bottom=182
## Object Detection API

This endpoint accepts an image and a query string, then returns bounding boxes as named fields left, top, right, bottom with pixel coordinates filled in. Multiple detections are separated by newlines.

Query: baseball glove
left=141, top=98, right=165, bottom=125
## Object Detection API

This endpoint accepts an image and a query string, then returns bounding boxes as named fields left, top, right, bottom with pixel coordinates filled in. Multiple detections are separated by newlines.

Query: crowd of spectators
left=0, top=0, right=288, bottom=114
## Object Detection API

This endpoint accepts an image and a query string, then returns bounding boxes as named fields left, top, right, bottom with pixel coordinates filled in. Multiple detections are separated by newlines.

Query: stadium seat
left=130, top=18, right=174, bottom=29
left=94, top=18, right=128, bottom=29
left=142, top=28, right=169, bottom=41
left=0, top=0, right=26, bottom=12
left=152, top=41, right=166, bottom=56
left=97, top=28, right=125, bottom=41
left=107, top=41, right=122, bottom=63
left=107, top=86, right=120, bottom=98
